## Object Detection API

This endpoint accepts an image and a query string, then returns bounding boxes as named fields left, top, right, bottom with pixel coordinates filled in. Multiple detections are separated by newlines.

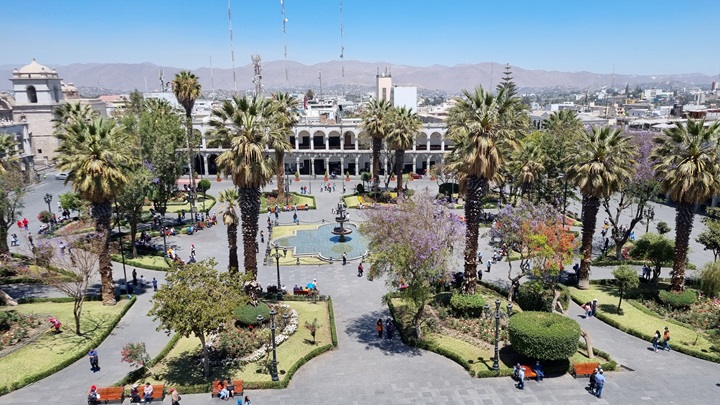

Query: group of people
left=513, top=361, right=545, bottom=389
left=652, top=326, right=671, bottom=352
left=581, top=299, right=598, bottom=318
left=588, top=367, right=606, bottom=398
left=318, top=182, right=336, bottom=192
left=375, top=318, right=396, bottom=339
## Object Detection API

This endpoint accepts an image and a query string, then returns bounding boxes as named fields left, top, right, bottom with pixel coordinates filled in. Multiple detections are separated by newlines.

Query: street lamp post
left=186, top=192, right=196, bottom=227
left=114, top=200, right=128, bottom=288
left=644, top=206, right=655, bottom=233
left=269, top=308, right=279, bottom=381
left=285, top=173, right=290, bottom=206
left=282, top=312, right=289, bottom=329
left=43, top=193, right=53, bottom=231
left=492, top=299, right=513, bottom=371
left=270, top=243, right=288, bottom=299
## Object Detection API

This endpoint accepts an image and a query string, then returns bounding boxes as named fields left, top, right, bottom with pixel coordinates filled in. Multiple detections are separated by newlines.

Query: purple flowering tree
left=361, top=189, right=464, bottom=338
left=602, top=130, right=659, bottom=260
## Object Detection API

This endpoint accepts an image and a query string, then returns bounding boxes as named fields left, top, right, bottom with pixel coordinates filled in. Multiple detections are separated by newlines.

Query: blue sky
left=2, top=0, right=719, bottom=75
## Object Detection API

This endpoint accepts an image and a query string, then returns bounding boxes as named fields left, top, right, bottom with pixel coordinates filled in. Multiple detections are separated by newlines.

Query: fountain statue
left=331, top=201, right=353, bottom=242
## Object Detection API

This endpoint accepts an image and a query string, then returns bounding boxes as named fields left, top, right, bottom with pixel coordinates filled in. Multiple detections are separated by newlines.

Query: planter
left=324, top=176, right=329, bottom=182
left=216, top=177, right=222, bottom=182
left=345, top=177, right=350, bottom=182
left=431, top=177, right=436, bottom=181
left=295, top=176, right=300, bottom=182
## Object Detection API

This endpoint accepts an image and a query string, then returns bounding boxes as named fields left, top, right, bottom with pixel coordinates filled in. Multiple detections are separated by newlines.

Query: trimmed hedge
left=111, top=254, right=171, bottom=271
left=233, top=302, right=271, bottom=327
left=328, top=297, right=338, bottom=346
left=509, top=311, right=580, bottom=360
left=515, top=282, right=570, bottom=312
left=0, top=297, right=136, bottom=396
left=449, top=293, right=486, bottom=317
left=658, top=289, right=697, bottom=309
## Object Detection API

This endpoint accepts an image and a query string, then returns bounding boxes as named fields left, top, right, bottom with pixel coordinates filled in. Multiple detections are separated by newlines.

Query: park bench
left=520, top=365, right=537, bottom=380
left=92, top=386, right=124, bottom=404
left=133, top=384, right=165, bottom=402
left=293, top=288, right=311, bottom=296
left=211, top=380, right=243, bottom=398
left=571, top=362, right=599, bottom=378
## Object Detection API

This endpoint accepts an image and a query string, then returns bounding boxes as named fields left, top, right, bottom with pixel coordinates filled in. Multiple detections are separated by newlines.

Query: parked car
left=55, top=172, right=68, bottom=180
left=411, top=173, right=422, bottom=179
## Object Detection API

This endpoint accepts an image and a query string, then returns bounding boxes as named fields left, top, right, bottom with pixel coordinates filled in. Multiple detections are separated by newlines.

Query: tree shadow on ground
left=496, top=346, right=570, bottom=378
left=162, top=348, right=244, bottom=386
left=344, top=310, right=422, bottom=357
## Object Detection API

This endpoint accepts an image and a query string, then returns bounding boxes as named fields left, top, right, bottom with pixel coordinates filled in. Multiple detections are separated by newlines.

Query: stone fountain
left=331, top=201, right=352, bottom=242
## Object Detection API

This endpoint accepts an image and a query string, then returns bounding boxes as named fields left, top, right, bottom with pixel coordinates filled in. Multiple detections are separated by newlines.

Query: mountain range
left=0, top=60, right=716, bottom=94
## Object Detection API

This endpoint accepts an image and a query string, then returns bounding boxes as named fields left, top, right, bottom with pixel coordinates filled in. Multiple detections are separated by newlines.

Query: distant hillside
left=0, top=60, right=714, bottom=93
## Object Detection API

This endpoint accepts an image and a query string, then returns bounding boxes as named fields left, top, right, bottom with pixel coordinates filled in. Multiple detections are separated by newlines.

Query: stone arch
left=26, top=86, right=37, bottom=103
left=312, top=130, right=325, bottom=149
left=416, top=131, right=429, bottom=150
left=429, top=132, right=443, bottom=150
left=297, top=129, right=311, bottom=149
left=327, top=129, right=341, bottom=150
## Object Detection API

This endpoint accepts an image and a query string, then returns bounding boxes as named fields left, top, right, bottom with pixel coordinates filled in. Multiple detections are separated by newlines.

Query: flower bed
left=0, top=312, right=44, bottom=353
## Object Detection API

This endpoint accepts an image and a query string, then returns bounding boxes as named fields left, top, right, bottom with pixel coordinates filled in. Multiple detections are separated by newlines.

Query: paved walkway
left=2, top=178, right=720, bottom=404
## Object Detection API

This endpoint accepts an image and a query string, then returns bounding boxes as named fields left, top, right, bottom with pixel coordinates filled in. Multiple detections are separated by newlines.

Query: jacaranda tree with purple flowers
left=362, top=189, right=464, bottom=338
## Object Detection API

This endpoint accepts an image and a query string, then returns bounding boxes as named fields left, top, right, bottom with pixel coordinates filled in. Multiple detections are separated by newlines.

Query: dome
left=14, top=59, right=59, bottom=78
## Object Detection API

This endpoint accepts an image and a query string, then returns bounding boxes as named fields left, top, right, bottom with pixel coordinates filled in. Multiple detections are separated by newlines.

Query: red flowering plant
left=120, top=342, right=155, bottom=376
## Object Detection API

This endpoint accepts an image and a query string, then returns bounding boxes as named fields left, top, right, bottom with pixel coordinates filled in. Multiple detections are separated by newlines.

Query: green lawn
left=143, top=196, right=216, bottom=214
left=141, top=301, right=332, bottom=388
left=0, top=298, right=132, bottom=392
left=569, top=285, right=716, bottom=355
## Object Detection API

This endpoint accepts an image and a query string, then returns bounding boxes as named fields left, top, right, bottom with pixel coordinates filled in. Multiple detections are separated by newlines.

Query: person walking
left=663, top=326, right=671, bottom=351
left=486, top=260, right=491, bottom=273
left=22, top=217, right=28, bottom=230
left=591, top=299, right=598, bottom=317
left=243, top=396, right=252, bottom=405
left=652, top=329, right=661, bottom=352
left=376, top=319, right=383, bottom=338
left=88, top=348, right=99, bottom=371
left=170, top=387, right=180, bottom=405
left=385, top=318, right=395, bottom=339
left=342, top=252, right=347, bottom=265
left=516, top=365, right=525, bottom=390
left=477, top=251, right=483, bottom=264
left=588, top=368, right=598, bottom=394
left=152, top=277, right=158, bottom=292
left=132, top=269, right=138, bottom=286
left=260, top=231, right=264, bottom=243
left=594, top=369, right=606, bottom=398
left=357, top=262, right=364, bottom=277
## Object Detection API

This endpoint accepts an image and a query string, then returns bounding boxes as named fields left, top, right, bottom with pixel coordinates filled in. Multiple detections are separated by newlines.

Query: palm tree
left=386, top=106, right=422, bottom=196
left=218, top=189, right=240, bottom=273
left=567, top=126, right=637, bottom=289
left=211, top=96, right=274, bottom=284
left=511, top=139, right=545, bottom=200
left=269, top=92, right=298, bottom=202
left=360, top=99, right=393, bottom=193
left=52, top=102, right=98, bottom=132
left=171, top=71, right=202, bottom=199
left=446, top=86, right=521, bottom=294
left=652, top=119, right=720, bottom=291
left=0, top=133, right=19, bottom=173
left=56, top=117, right=134, bottom=305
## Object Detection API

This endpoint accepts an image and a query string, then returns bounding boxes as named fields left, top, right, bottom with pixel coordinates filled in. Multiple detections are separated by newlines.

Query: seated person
left=88, top=385, right=101, bottom=405
left=225, top=379, right=235, bottom=397
left=218, top=382, right=229, bottom=400
left=533, top=361, right=545, bottom=381
left=130, top=383, right=141, bottom=403
left=143, top=382, right=153, bottom=401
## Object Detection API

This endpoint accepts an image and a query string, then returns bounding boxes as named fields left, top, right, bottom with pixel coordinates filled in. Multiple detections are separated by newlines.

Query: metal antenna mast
left=252, top=55, right=263, bottom=97
left=228, top=0, right=237, bottom=93
left=210, top=56, right=215, bottom=92
left=318, top=71, right=323, bottom=100
left=281, top=0, right=289, bottom=90
left=340, top=0, right=345, bottom=97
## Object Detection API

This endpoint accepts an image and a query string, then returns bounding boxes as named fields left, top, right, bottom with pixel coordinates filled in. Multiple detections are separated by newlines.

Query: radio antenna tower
left=159, top=68, right=165, bottom=92
left=252, top=54, right=263, bottom=97
left=281, top=0, right=289, bottom=90
left=227, top=0, right=238, bottom=93
left=340, top=0, right=345, bottom=97
left=210, top=56, right=215, bottom=92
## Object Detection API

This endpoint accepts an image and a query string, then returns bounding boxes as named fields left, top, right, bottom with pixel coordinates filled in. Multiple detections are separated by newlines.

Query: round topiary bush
left=515, top=282, right=570, bottom=312
left=233, top=302, right=271, bottom=327
left=449, top=293, right=486, bottom=317
left=509, top=311, right=580, bottom=360
left=658, top=289, right=697, bottom=309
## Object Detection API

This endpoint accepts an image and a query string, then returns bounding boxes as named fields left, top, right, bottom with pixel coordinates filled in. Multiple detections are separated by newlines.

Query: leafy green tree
left=139, top=99, right=185, bottom=217
left=386, top=106, right=422, bottom=196
left=446, top=85, right=523, bottom=294
left=568, top=126, right=637, bottom=289
left=696, top=207, right=720, bottom=262
left=360, top=172, right=371, bottom=191
left=652, top=119, right=720, bottom=291
left=127, top=90, right=144, bottom=117
left=612, top=265, right=639, bottom=312
left=116, top=168, right=153, bottom=258
left=656, top=221, right=671, bottom=235
left=699, top=261, right=720, bottom=298
left=212, top=96, right=274, bottom=286
left=630, top=233, right=674, bottom=283
left=58, top=192, right=82, bottom=216
left=56, top=117, right=135, bottom=305
left=218, top=189, right=240, bottom=273
left=362, top=190, right=463, bottom=337
left=0, top=134, right=26, bottom=254
left=197, top=178, right=212, bottom=212
left=360, top=99, right=393, bottom=193
left=148, top=258, right=246, bottom=377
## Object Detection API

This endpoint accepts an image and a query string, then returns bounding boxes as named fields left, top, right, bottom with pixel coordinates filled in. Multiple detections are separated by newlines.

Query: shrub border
left=124, top=297, right=338, bottom=394
left=0, top=296, right=136, bottom=395
left=110, top=255, right=171, bottom=271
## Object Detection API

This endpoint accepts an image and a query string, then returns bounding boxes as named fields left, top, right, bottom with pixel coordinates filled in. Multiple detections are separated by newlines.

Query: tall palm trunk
left=276, top=153, right=285, bottom=202
left=463, top=175, right=487, bottom=294
left=0, top=217, right=10, bottom=254
left=227, top=222, right=239, bottom=273
left=671, top=201, right=694, bottom=292
left=92, top=201, right=116, bottom=305
left=372, top=138, right=382, bottom=193
left=185, top=115, right=196, bottom=194
left=239, top=187, right=261, bottom=278
left=394, top=149, right=404, bottom=196
left=578, top=194, right=601, bottom=290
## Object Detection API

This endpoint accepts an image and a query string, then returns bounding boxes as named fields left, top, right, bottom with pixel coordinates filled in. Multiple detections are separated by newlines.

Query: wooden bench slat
left=520, top=365, right=537, bottom=379
left=572, top=362, right=600, bottom=378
